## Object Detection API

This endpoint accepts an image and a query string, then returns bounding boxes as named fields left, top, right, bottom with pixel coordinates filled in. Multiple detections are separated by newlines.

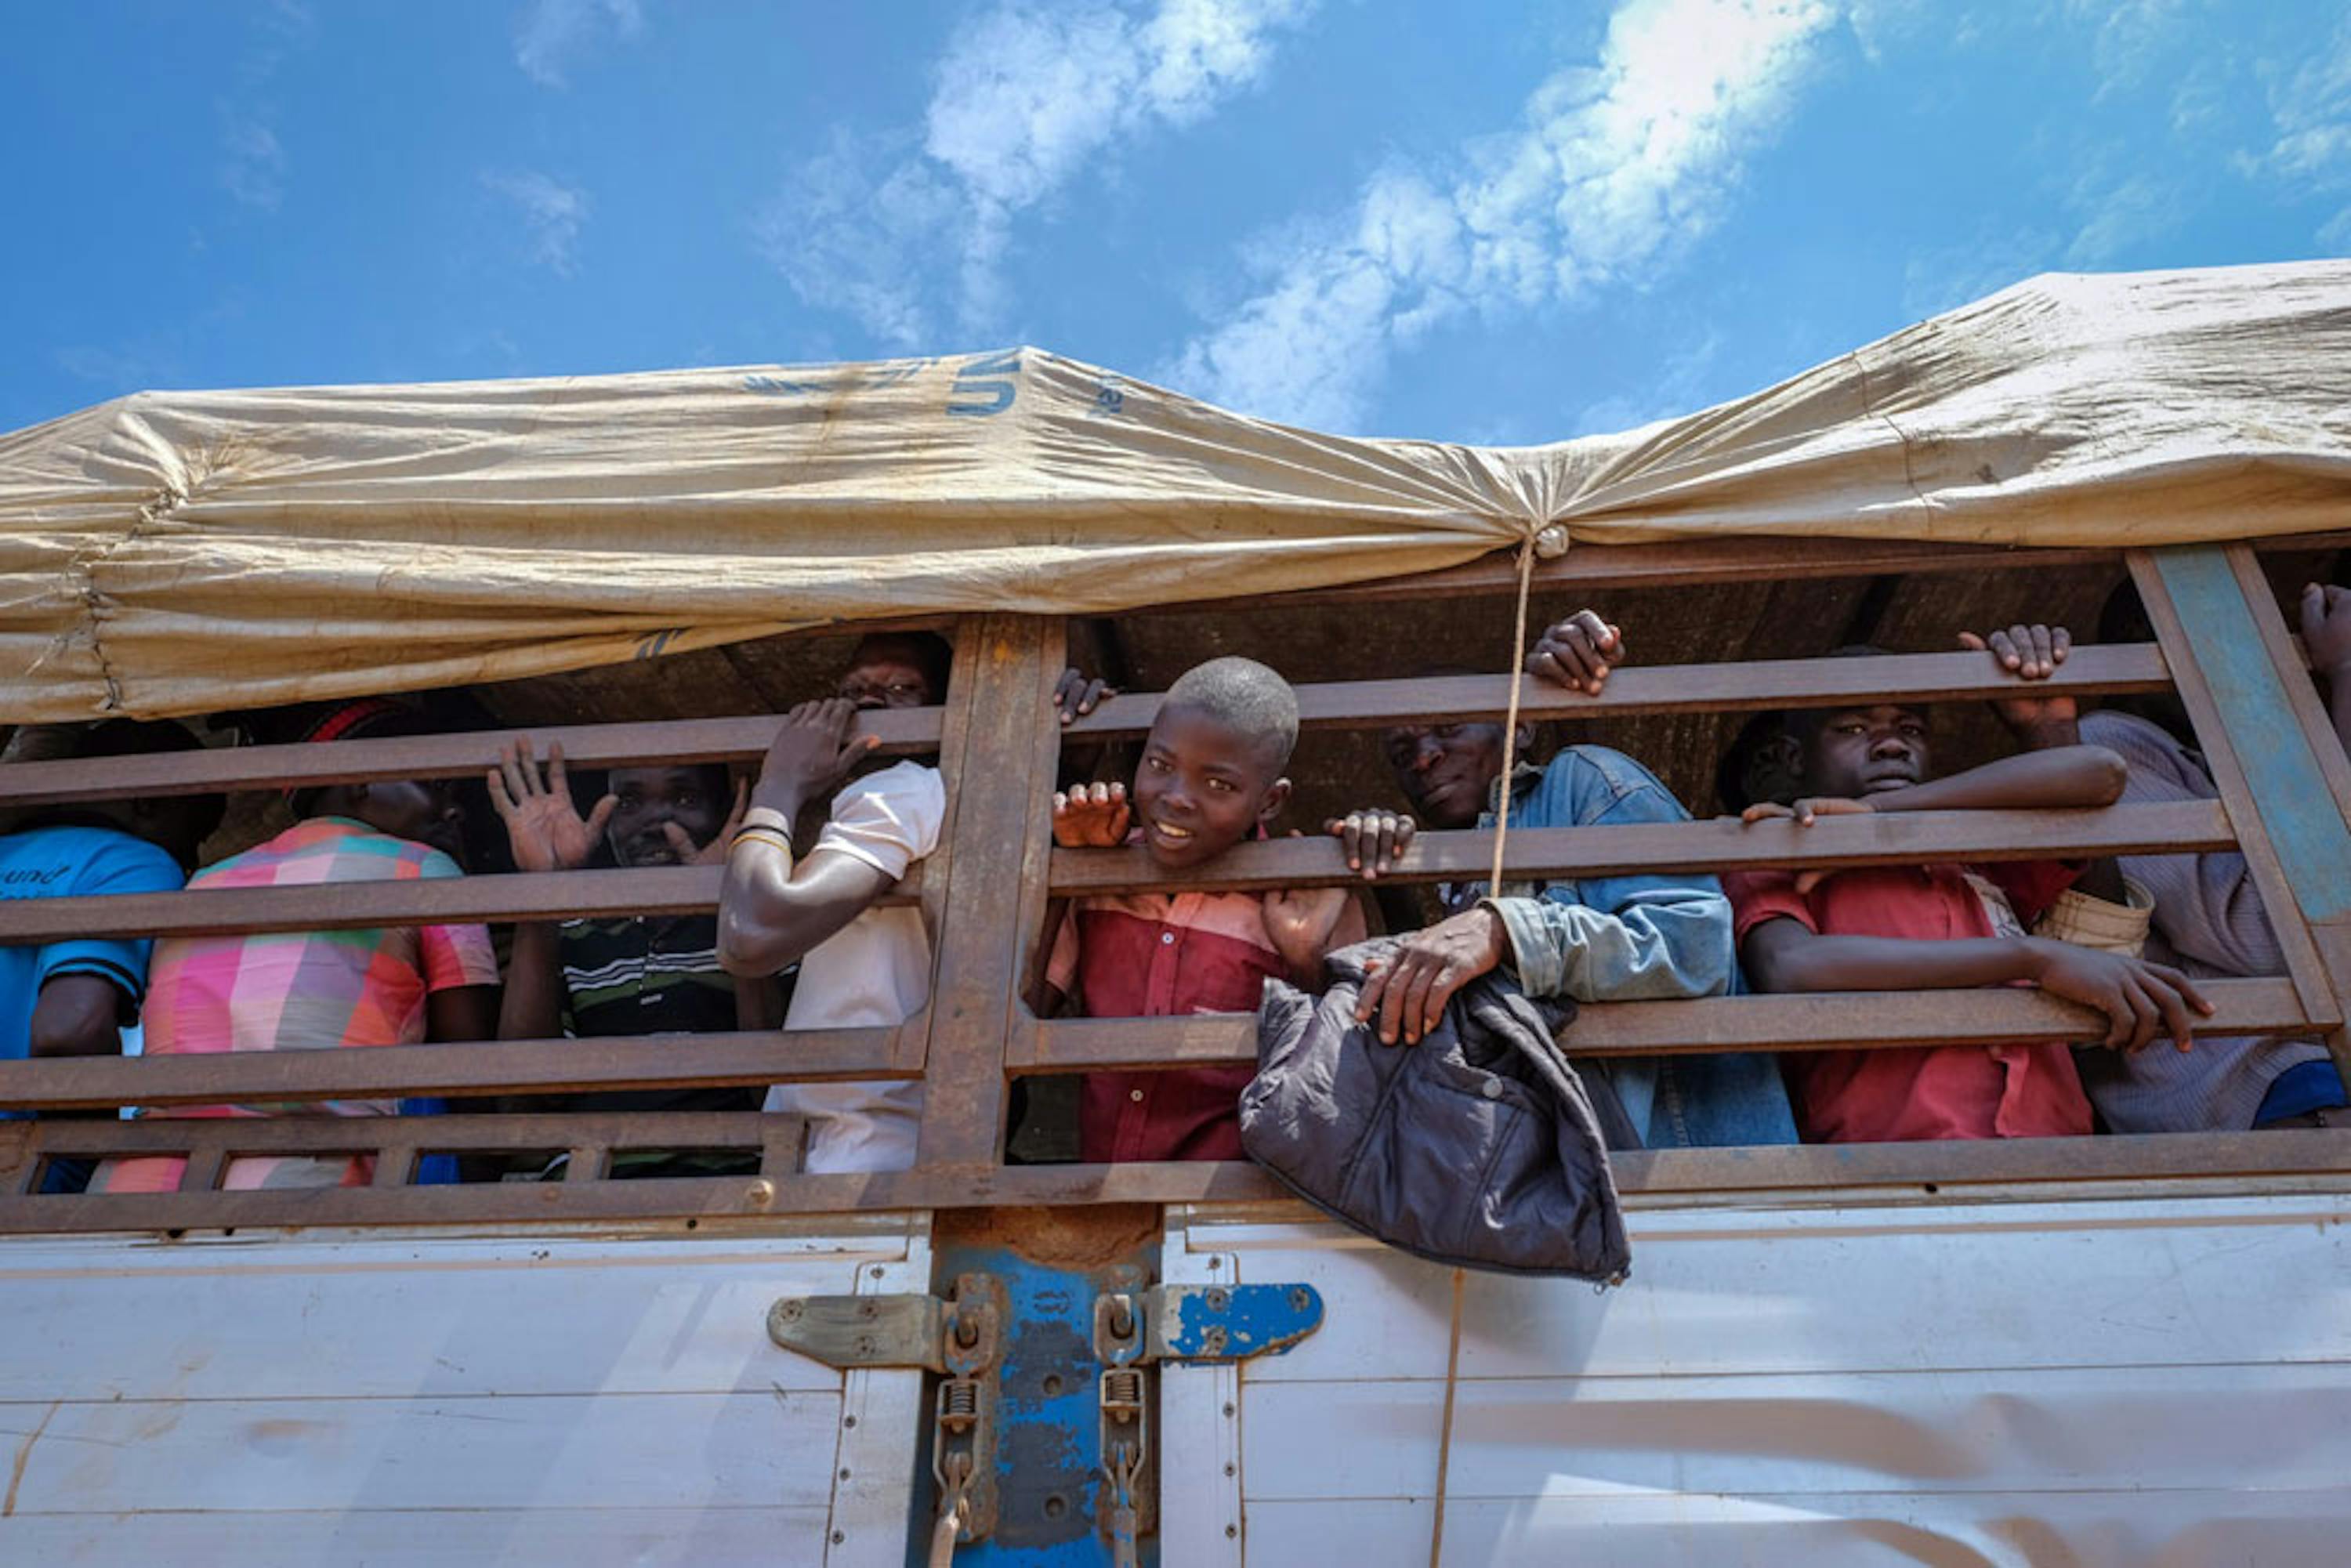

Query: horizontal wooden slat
left=1176, top=536, right=2122, bottom=609
left=1174, top=527, right=2351, bottom=613
left=1049, top=800, right=2235, bottom=894
left=1012, top=977, right=2317, bottom=1069
left=0, top=861, right=920, bottom=943
left=11, top=1128, right=2351, bottom=1233
left=0, top=1027, right=905, bottom=1110
left=0, top=706, right=944, bottom=806
left=1063, top=642, right=2172, bottom=738
left=1606, top=1126, right=2351, bottom=1195
left=20, top=1110, right=801, bottom=1157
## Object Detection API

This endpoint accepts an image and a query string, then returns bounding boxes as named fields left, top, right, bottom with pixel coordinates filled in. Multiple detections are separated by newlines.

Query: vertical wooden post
left=2129, top=546, right=2351, bottom=1074
left=907, top=614, right=1067, bottom=1168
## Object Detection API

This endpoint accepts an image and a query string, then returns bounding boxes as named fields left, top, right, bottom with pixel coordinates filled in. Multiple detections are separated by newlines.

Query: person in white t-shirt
left=720, top=632, right=1114, bottom=1171
left=718, top=633, right=951, bottom=1172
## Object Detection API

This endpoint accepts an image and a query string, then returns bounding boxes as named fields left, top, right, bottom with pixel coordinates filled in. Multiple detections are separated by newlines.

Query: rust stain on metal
left=936, top=1204, right=1160, bottom=1269
left=3, top=1399, right=60, bottom=1516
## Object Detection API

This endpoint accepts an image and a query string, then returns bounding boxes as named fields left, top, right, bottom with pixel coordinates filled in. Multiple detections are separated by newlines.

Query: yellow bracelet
left=729, top=827, right=795, bottom=863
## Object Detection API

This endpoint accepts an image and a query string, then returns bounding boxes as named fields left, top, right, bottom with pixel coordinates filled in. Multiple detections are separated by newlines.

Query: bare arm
left=497, top=922, right=567, bottom=1040
left=718, top=846, right=895, bottom=977
left=28, top=975, right=125, bottom=1058
left=1864, top=746, right=2125, bottom=814
left=427, top=983, right=500, bottom=1045
left=1741, top=918, right=2212, bottom=1053
left=734, top=972, right=784, bottom=1030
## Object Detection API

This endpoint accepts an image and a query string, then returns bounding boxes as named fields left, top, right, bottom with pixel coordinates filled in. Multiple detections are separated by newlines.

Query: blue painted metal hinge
left=1093, top=1280, right=1324, bottom=1365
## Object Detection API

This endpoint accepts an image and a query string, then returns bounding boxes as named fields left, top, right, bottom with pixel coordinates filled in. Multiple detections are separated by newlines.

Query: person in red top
left=1039, top=656, right=1392, bottom=1163
left=1722, top=626, right=2213, bottom=1143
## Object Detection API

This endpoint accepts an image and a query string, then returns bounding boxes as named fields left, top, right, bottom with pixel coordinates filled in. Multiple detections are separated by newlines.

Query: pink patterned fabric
left=91, top=818, right=498, bottom=1194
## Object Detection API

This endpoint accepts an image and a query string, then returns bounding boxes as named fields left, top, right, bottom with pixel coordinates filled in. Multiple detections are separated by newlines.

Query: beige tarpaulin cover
left=3, top=259, right=2349, bottom=721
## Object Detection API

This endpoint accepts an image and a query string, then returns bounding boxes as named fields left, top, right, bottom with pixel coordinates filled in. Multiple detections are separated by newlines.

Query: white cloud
left=1570, top=329, right=1722, bottom=436
left=214, top=3, right=310, bottom=212
left=2254, top=16, right=2351, bottom=180
left=219, top=116, right=287, bottom=209
left=484, top=170, right=591, bottom=274
left=1160, top=0, right=1838, bottom=432
left=1900, top=228, right=2060, bottom=321
left=54, top=345, right=159, bottom=388
left=766, top=0, right=1315, bottom=342
left=2321, top=205, right=2351, bottom=254
left=756, top=132, right=959, bottom=349
left=2065, top=0, right=2203, bottom=99
left=2063, top=169, right=2184, bottom=266
left=514, top=0, right=644, bottom=88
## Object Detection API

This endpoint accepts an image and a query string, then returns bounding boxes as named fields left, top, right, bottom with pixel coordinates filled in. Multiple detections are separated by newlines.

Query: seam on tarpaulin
left=1849, top=347, right=1934, bottom=519
left=60, top=480, right=186, bottom=715
left=60, top=432, right=245, bottom=716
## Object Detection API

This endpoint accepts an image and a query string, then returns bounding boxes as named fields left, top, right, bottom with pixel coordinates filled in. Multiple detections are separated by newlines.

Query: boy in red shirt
left=1724, top=628, right=2212, bottom=1143
left=1041, top=656, right=1381, bottom=1163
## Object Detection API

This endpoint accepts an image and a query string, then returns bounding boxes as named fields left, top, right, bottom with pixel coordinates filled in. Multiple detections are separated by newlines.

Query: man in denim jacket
left=1348, top=611, right=1796, bottom=1148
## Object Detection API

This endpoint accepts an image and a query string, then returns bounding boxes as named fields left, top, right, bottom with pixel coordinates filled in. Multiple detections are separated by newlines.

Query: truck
left=2, top=259, right=2349, bottom=1563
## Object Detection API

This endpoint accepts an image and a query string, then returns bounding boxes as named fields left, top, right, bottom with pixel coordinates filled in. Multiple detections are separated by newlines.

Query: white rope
left=1487, top=534, right=1541, bottom=898
left=1427, top=1266, right=1469, bottom=1568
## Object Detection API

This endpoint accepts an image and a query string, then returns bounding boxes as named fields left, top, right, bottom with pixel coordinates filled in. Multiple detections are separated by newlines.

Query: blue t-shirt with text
left=1, top=824, right=186, bottom=1076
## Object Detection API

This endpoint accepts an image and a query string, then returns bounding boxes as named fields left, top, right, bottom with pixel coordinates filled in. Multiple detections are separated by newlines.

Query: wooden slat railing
left=0, top=705, right=945, bottom=807
left=11, top=535, right=2351, bottom=1234
left=0, top=1027, right=904, bottom=1110
left=1008, top=978, right=2320, bottom=1070
left=1049, top=801, right=2234, bottom=895
left=0, top=862, right=920, bottom=945
left=1063, top=643, right=2172, bottom=737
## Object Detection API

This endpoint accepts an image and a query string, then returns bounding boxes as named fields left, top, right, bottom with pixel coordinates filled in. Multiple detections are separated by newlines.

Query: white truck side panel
left=0, top=1215, right=931, bottom=1567
left=1165, top=1193, right=2351, bottom=1566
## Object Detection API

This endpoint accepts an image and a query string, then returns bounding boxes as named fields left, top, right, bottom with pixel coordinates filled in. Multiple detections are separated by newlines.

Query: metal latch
left=768, top=1271, right=1009, bottom=1544
left=1092, top=1276, right=1324, bottom=1365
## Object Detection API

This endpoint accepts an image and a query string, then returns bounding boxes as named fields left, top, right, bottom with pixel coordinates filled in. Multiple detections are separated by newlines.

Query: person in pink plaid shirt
left=90, top=701, right=500, bottom=1194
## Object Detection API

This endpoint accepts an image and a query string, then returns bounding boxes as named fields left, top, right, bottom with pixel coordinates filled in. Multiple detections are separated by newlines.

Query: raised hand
left=1525, top=610, right=1625, bottom=696
left=1054, top=667, right=1118, bottom=726
left=752, top=698, right=880, bottom=819
left=1052, top=780, right=1131, bottom=847
left=2027, top=938, right=2214, bottom=1054
left=663, top=777, right=750, bottom=867
left=1324, top=808, right=1415, bottom=881
left=488, top=738, right=615, bottom=874
left=1961, top=623, right=2076, bottom=742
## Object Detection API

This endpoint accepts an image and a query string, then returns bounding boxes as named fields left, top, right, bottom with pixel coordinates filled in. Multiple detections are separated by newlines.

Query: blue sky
left=4, top=0, right=2347, bottom=443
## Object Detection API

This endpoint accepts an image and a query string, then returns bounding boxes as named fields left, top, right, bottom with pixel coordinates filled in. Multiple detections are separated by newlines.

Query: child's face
left=1132, top=703, right=1290, bottom=869
left=1799, top=704, right=1932, bottom=798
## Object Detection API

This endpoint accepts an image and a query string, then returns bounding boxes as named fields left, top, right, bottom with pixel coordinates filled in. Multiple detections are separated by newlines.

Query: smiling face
left=1796, top=704, right=1933, bottom=798
left=1132, top=702, right=1291, bottom=869
left=606, top=765, right=730, bottom=867
left=1381, top=721, right=1515, bottom=831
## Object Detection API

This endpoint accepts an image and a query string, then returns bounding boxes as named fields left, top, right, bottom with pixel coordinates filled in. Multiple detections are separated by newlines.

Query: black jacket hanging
left=1241, top=936, right=1634, bottom=1281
